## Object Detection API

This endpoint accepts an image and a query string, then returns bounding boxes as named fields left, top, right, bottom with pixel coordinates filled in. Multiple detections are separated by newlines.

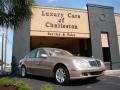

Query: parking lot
left=11, top=75, right=120, bottom=90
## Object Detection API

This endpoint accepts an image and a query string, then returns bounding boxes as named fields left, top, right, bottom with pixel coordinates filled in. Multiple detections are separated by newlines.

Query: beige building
left=115, top=14, right=120, bottom=54
left=13, top=4, right=120, bottom=69
left=30, top=6, right=90, bottom=55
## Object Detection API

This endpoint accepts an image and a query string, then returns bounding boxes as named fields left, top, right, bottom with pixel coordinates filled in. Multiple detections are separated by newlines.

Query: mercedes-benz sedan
left=19, top=48, right=106, bottom=84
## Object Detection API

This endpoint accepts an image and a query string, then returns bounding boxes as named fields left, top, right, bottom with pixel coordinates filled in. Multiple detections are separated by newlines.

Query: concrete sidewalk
left=105, top=70, right=120, bottom=77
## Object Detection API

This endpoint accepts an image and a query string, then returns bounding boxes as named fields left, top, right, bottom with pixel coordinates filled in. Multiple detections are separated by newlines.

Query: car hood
left=53, top=56, right=96, bottom=61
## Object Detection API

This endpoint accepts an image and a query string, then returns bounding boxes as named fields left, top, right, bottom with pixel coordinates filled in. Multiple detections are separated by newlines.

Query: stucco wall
left=30, top=6, right=90, bottom=38
left=115, top=14, right=120, bottom=55
left=88, top=4, right=120, bottom=69
left=12, top=21, right=30, bottom=61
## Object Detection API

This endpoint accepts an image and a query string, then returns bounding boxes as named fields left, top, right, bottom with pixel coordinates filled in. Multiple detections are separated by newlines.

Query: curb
left=104, top=70, right=120, bottom=76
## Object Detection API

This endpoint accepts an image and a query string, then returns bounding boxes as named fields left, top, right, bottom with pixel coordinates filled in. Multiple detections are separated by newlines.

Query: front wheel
left=54, top=65, right=70, bottom=85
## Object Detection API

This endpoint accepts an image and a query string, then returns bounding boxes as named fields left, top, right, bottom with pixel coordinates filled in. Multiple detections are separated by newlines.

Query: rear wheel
left=54, top=65, right=70, bottom=85
left=21, top=66, right=27, bottom=77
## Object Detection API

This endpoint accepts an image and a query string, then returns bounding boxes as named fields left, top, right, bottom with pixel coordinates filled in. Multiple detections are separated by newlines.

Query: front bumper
left=69, top=67, right=105, bottom=80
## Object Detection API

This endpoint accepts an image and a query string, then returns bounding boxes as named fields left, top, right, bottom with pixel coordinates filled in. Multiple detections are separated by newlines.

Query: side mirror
left=41, top=54, right=48, bottom=58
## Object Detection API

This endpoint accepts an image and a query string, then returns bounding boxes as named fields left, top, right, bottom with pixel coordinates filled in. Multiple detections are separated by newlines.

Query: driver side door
left=34, top=49, right=52, bottom=76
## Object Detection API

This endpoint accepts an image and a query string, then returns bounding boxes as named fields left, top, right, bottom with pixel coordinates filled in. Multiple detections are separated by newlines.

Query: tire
left=88, top=77, right=97, bottom=81
left=90, top=77, right=97, bottom=81
left=21, top=66, right=27, bottom=77
left=54, top=65, right=70, bottom=85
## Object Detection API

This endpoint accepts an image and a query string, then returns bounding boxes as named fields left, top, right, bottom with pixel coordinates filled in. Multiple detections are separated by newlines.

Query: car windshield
left=46, top=48, right=73, bottom=56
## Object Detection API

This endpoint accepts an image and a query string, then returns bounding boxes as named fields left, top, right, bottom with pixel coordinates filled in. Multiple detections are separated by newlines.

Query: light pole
left=0, top=27, right=8, bottom=74
left=4, top=28, right=7, bottom=71
left=1, top=33, right=4, bottom=74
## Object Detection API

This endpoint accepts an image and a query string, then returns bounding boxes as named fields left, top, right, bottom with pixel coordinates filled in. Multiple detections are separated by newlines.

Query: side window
left=24, top=53, right=30, bottom=58
left=36, top=49, right=46, bottom=58
left=29, top=50, right=37, bottom=58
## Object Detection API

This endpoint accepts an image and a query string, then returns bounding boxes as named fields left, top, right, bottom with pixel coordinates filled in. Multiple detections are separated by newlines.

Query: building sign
left=30, top=6, right=90, bottom=38
left=45, top=22, right=78, bottom=29
left=42, top=11, right=80, bottom=29
left=48, top=32, right=75, bottom=37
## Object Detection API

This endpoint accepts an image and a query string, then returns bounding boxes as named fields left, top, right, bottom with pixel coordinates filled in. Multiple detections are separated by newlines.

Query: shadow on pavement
left=68, top=78, right=100, bottom=86
left=14, top=74, right=100, bottom=86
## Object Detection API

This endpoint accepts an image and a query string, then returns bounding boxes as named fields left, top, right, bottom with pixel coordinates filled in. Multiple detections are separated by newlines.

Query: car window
left=36, top=49, right=46, bottom=58
left=24, top=49, right=37, bottom=58
left=29, top=50, right=37, bottom=58
left=46, top=48, right=73, bottom=56
left=24, top=53, right=30, bottom=58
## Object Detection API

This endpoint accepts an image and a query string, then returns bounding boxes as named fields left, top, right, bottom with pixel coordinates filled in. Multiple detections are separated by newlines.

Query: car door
left=25, top=49, right=37, bottom=74
left=34, top=49, right=52, bottom=77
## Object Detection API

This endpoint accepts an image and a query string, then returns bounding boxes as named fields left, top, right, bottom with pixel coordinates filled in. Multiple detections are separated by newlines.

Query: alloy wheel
left=55, top=68, right=66, bottom=84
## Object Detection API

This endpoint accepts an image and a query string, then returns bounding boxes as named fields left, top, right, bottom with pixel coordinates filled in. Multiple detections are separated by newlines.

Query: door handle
left=35, top=61, right=40, bottom=65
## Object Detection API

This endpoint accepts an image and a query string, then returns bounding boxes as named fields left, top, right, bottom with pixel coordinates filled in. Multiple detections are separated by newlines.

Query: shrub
left=0, top=77, right=13, bottom=87
left=15, top=80, right=32, bottom=90
left=40, top=83, right=53, bottom=90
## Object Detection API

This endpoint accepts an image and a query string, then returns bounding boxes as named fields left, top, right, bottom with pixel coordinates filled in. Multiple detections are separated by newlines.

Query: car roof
left=37, top=47, right=64, bottom=50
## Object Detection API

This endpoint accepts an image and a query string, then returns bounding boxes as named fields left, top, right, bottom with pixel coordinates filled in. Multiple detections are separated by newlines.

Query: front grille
left=89, top=60, right=101, bottom=67
left=90, top=71, right=103, bottom=75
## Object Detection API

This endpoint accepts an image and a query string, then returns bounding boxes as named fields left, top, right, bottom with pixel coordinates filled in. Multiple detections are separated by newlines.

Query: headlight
left=72, top=59, right=89, bottom=69
left=96, top=59, right=105, bottom=66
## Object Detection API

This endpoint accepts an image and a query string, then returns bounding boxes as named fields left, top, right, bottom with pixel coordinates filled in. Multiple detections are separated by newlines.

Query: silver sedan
left=19, top=48, right=106, bottom=84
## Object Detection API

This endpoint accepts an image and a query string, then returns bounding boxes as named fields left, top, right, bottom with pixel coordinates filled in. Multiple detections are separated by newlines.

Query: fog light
left=82, top=73, right=88, bottom=76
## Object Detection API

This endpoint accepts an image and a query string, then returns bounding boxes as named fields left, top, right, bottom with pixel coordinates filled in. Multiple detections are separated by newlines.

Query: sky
left=0, top=0, right=120, bottom=65
left=0, top=28, right=13, bottom=64
left=35, top=0, right=120, bottom=13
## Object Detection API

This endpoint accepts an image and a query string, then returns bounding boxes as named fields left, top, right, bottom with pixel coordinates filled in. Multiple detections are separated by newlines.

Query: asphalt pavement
left=1, top=70, right=120, bottom=90
left=11, top=74, right=120, bottom=90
